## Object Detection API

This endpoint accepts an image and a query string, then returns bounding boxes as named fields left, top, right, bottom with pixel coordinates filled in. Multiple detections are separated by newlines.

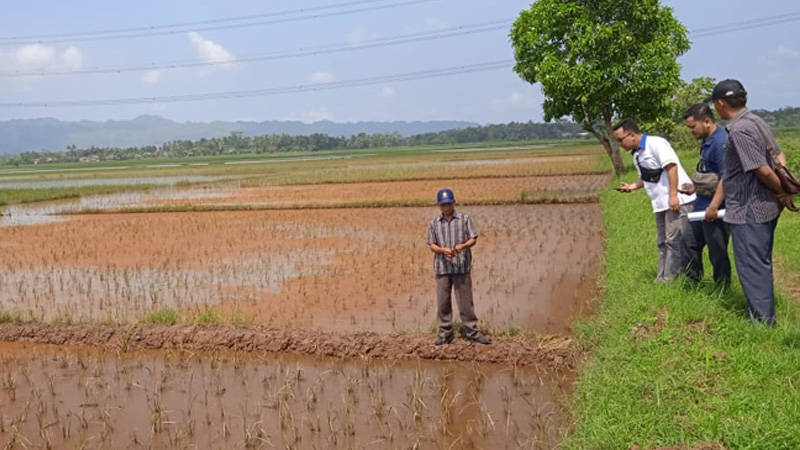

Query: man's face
left=684, top=117, right=713, bottom=140
left=439, top=202, right=455, bottom=215
left=613, top=128, right=637, bottom=151
left=713, top=99, right=732, bottom=120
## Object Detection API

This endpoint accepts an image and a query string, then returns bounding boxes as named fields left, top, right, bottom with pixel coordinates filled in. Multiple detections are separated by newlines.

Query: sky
left=0, top=0, right=798, bottom=124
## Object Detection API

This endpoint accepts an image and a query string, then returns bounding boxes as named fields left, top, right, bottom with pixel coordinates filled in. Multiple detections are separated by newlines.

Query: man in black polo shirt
left=681, top=103, right=731, bottom=288
left=427, top=188, right=491, bottom=345
left=709, top=79, right=792, bottom=326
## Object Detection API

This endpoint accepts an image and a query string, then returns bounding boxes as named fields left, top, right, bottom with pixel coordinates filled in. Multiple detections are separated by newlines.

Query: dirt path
left=0, top=322, right=576, bottom=369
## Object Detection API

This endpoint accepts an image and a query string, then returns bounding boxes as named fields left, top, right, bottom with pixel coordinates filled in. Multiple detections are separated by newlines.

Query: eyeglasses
left=615, top=132, right=634, bottom=144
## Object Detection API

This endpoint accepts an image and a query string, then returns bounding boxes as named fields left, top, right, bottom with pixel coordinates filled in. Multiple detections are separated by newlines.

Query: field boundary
left=0, top=322, right=577, bottom=369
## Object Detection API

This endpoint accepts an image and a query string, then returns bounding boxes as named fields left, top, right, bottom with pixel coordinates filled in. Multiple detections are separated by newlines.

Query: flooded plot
left=0, top=342, right=570, bottom=449
left=0, top=176, right=228, bottom=190
left=0, top=204, right=601, bottom=334
left=0, top=186, right=224, bottom=227
left=146, top=175, right=609, bottom=208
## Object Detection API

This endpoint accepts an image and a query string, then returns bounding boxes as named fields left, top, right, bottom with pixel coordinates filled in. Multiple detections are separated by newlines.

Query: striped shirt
left=723, top=108, right=783, bottom=225
left=427, top=211, right=479, bottom=275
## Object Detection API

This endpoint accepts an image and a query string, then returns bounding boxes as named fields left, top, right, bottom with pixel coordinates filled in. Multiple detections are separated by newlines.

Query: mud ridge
left=0, top=323, right=576, bottom=369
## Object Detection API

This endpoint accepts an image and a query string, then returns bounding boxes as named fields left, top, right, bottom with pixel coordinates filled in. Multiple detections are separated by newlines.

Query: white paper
left=688, top=209, right=725, bottom=222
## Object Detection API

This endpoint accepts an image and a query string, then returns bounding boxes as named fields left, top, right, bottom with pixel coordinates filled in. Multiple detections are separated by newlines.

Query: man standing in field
left=616, top=119, right=697, bottom=283
left=427, top=188, right=491, bottom=345
left=680, top=103, right=732, bottom=288
left=709, top=79, right=791, bottom=326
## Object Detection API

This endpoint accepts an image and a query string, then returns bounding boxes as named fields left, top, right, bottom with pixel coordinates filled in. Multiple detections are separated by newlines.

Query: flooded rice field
left=0, top=342, right=570, bottom=449
left=0, top=204, right=601, bottom=334
left=0, top=150, right=608, bottom=449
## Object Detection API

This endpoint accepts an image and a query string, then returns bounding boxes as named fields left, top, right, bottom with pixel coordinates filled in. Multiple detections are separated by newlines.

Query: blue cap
left=437, top=188, right=455, bottom=204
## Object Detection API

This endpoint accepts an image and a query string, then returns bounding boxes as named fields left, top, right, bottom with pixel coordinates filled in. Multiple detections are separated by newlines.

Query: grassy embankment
left=564, top=139, right=800, bottom=449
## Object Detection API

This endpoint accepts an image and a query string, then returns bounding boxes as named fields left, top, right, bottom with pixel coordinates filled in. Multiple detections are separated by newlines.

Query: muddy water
left=0, top=204, right=601, bottom=334
left=0, top=176, right=227, bottom=189
left=0, top=342, right=570, bottom=449
left=0, top=186, right=226, bottom=227
left=146, top=175, right=609, bottom=208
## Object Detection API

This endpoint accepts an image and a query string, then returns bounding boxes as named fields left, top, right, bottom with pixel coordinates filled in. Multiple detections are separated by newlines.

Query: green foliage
left=511, top=0, right=690, bottom=174
left=645, top=77, right=716, bottom=150
left=194, top=308, right=218, bottom=325
left=143, top=308, right=179, bottom=325
left=565, top=176, right=800, bottom=449
left=512, top=0, right=690, bottom=124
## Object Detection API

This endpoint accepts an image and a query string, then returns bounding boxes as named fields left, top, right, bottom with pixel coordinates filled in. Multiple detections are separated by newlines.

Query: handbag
left=755, top=123, right=800, bottom=211
left=690, top=159, right=721, bottom=198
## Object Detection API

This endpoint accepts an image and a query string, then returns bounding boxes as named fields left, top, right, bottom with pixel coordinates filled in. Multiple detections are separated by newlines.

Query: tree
left=644, top=77, right=716, bottom=150
left=511, top=0, right=690, bottom=175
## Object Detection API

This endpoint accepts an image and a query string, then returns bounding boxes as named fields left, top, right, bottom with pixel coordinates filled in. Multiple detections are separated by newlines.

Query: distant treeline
left=0, top=121, right=584, bottom=165
left=752, top=107, right=800, bottom=136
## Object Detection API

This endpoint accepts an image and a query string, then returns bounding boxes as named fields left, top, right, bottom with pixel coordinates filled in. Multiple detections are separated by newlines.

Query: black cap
left=706, top=79, right=747, bottom=102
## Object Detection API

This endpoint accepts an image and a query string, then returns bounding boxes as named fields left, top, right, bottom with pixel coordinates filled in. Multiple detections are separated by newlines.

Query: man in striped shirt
left=709, top=79, right=792, bottom=326
left=427, top=188, right=491, bottom=345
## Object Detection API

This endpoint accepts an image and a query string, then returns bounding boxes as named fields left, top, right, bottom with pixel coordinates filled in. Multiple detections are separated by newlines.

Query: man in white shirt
left=614, top=118, right=697, bottom=283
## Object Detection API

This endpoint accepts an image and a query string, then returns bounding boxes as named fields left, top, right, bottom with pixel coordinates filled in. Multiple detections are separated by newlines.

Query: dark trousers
left=729, top=218, right=779, bottom=326
left=436, top=273, right=479, bottom=338
left=686, top=219, right=732, bottom=286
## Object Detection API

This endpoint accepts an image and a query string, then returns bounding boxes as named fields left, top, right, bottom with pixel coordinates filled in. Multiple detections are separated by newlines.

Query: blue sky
left=0, top=0, right=798, bottom=124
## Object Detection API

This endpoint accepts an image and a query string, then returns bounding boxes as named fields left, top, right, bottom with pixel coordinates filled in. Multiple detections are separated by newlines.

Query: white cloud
left=61, top=46, right=84, bottom=69
left=0, top=44, right=85, bottom=73
left=310, top=71, right=336, bottom=84
left=15, top=44, right=57, bottom=70
left=346, top=27, right=382, bottom=44
left=142, top=70, right=162, bottom=85
left=378, top=86, right=396, bottom=99
left=187, top=31, right=235, bottom=66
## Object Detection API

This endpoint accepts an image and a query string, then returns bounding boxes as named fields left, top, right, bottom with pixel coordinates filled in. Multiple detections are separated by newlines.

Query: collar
left=726, top=107, right=750, bottom=129
left=702, top=127, right=723, bottom=146
left=439, top=211, right=461, bottom=222
left=632, top=133, right=647, bottom=155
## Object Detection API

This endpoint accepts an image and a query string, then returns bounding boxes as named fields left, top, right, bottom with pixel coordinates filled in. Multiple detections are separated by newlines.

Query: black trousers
left=685, top=219, right=731, bottom=287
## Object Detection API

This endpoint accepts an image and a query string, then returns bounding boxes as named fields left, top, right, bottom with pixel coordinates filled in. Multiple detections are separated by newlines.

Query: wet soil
left=0, top=340, right=572, bottom=449
left=0, top=323, right=576, bottom=369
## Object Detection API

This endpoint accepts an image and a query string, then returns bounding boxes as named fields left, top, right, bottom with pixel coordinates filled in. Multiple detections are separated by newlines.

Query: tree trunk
left=582, top=117, right=627, bottom=177
left=603, top=114, right=627, bottom=176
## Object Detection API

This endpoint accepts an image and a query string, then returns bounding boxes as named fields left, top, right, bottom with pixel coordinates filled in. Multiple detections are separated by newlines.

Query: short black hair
left=683, top=103, right=715, bottom=122
left=722, top=94, right=747, bottom=108
left=612, top=118, right=640, bottom=133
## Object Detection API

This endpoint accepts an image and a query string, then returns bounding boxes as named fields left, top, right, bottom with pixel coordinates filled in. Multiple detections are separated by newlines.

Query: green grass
left=564, top=165, right=800, bottom=449
left=142, top=308, right=179, bottom=325
left=194, top=308, right=219, bottom=325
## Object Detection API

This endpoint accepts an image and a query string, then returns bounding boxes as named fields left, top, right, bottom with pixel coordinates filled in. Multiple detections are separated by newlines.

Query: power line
left=689, top=10, right=800, bottom=36
left=0, top=61, right=513, bottom=108
left=690, top=12, right=800, bottom=38
left=0, top=20, right=511, bottom=78
left=0, top=0, right=402, bottom=42
left=0, top=0, right=436, bottom=46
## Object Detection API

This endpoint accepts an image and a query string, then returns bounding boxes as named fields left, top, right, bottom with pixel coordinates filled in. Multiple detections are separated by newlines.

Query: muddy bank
left=0, top=322, right=576, bottom=369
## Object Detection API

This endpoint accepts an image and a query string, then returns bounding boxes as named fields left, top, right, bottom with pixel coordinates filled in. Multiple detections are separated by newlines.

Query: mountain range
left=0, top=115, right=478, bottom=154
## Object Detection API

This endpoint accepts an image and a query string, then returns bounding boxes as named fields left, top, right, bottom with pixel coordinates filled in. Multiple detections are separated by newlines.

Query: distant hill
left=0, top=115, right=478, bottom=154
